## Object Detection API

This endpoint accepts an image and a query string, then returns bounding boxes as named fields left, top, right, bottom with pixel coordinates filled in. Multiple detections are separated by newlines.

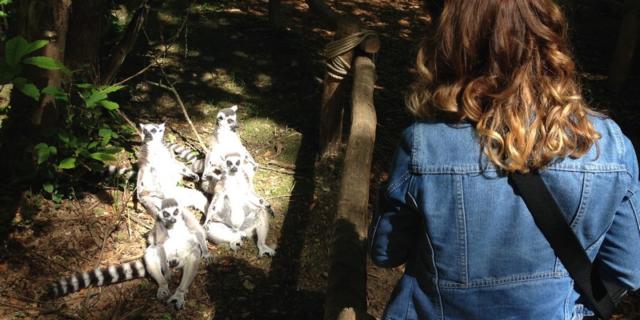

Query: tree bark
left=324, top=53, right=378, bottom=320
left=65, top=0, right=110, bottom=73
left=16, top=0, right=72, bottom=129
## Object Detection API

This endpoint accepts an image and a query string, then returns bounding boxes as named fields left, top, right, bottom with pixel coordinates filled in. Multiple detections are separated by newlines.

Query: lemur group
left=45, top=105, right=276, bottom=309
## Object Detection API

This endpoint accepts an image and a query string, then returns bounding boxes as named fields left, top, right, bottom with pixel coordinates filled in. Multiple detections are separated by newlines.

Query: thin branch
left=113, top=63, right=155, bottom=87
left=145, top=80, right=207, bottom=151
left=115, top=109, right=141, bottom=136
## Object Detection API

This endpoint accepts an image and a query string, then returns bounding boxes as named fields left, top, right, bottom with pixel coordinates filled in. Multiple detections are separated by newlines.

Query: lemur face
left=216, top=105, right=238, bottom=131
left=224, top=154, right=243, bottom=175
left=140, top=123, right=166, bottom=142
left=159, top=198, right=180, bottom=227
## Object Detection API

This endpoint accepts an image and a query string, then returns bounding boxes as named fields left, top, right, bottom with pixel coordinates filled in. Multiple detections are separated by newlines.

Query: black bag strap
left=510, top=172, right=628, bottom=319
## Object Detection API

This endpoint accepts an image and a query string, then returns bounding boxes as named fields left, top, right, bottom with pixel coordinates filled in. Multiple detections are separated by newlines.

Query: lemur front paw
left=229, top=241, right=243, bottom=252
left=189, top=173, right=200, bottom=182
left=167, top=291, right=185, bottom=310
left=156, top=286, right=171, bottom=300
left=258, top=244, right=276, bottom=257
left=202, top=253, right=214, bottom=265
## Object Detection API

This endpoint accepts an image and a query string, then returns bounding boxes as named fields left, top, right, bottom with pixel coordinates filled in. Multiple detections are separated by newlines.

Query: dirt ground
left=0, top=0, right=638, bottom=319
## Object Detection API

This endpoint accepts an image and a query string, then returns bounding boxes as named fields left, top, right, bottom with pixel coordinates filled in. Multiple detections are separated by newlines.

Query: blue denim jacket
left=369, top=117, right=640, bottom=320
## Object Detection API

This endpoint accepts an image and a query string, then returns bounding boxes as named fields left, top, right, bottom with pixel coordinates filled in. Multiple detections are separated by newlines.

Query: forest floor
left=0, top=0, right=639, bottom=319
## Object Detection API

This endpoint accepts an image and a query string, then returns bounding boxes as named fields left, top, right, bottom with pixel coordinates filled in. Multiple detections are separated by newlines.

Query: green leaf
left=23, top=56, right=66, bottom=72
left=57, top=132, right=70, bottom=144
left=42, top=86, right=68, bottom=101
left=87, top=141, right=99, bottom=149
left=89, top=152, right=116, bottom=163
left=42, top=183, right=54, bottom=194
left=99, top=100, right=119, bottom=110
left=75, top=83, right=94, bottom=89
left=99, top=128, right=113, bottom=145
left=18, top=83, right=40, bottom=101
left=98, top=128, right=113, bottom=137
left=0, top=12, right=7, bottom=18
left=24, top=40, right=48, bottom=55
left=34, top=143, right=51, bottom=164
left=99, top=85, right=125, bottom=95
left=84, top=91, right=107, bottom=108
left=5, top=36, right=28, bottom=66
left=58, top=157, right=76, bottom=170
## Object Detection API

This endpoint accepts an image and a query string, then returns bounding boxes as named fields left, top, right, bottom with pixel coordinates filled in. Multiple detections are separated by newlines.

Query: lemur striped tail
left=103, top=165, right=136, bottom=180
left=165, top=142, right=203, bottom=163
left=189, top=159, right=205, bottom=174
left=46, top=259, right=147, bottom=299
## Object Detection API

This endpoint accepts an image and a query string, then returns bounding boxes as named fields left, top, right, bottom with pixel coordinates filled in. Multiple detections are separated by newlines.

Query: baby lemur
left=45, top=199, right=212, bottom=309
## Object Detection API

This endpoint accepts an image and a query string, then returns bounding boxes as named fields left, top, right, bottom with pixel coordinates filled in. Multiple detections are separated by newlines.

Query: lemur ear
left=159, top=123, right=165, bottom=129
left=231, top=105, right=238, bottom=112
left=139, top=123, right=147, bottom=138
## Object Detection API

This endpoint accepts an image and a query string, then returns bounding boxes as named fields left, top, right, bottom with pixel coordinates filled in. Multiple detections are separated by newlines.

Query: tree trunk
left=65, top=0, right=110, bottom=74
left=16, top=0, right=72, bottom=130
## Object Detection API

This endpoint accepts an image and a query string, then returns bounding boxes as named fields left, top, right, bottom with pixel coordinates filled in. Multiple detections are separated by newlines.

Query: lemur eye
left=227, top=119, right=234, bottom=124
left=217, top=115, right=224, bottom=120
left=163, top=211, right=170, bottom=218
left=150, top=128, right=157, bottom=133
left=236, top=160, right=240, bottom=165
left=173, top=209, right=179, bottom=216
left=226, top=160, right=232, bottom=166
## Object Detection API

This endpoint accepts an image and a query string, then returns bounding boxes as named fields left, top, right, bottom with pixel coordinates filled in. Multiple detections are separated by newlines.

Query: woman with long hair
left=369, top=1, right=640, bottom=319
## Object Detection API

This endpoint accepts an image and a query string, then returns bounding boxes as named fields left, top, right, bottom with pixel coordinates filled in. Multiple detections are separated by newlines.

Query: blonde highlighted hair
left=407, top=0, right=600, bottom=173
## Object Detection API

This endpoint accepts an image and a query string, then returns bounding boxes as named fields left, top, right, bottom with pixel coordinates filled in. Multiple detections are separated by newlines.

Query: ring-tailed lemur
left=204, top=153, right=275, bottom=257
left=45, top=199, right=212, bottom=309
left=136, top=123, right=207, bottom=218
left=101, top=140, right=204, bottom=183
left=201, top=105, right=257, bottom=194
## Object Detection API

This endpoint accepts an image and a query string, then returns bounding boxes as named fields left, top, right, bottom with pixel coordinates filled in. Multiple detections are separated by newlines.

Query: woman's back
left=370, top=116, right=640, bottom=319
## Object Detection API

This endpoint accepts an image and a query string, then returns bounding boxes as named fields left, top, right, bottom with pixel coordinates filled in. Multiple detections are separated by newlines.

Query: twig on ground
left=128, top=212, right=152, bottom=231
left=259, top=165, right=296, bottom=175
left=267, top=159, right=297, bottom=170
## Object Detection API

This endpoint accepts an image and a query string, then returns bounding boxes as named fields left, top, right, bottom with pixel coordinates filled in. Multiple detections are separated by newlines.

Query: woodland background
left=0, top=0, right=638, bottom=319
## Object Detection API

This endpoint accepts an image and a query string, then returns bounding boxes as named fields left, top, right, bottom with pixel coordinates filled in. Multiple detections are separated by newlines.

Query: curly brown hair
left=407, top=0, right=601, bottom=172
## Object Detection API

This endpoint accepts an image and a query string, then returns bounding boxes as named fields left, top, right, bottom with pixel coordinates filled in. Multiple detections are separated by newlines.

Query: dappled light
left=0, top=0, right=638, bottom=319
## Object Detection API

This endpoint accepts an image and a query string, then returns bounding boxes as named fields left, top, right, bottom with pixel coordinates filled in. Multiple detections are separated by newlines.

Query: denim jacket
left=369, top=117, right=640, bottom=320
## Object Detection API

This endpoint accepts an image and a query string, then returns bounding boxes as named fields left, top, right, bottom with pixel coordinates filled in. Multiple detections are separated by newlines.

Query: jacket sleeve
left=369, top=125, right=420, bottom=268
left=596, top=133, right=640, bottom=291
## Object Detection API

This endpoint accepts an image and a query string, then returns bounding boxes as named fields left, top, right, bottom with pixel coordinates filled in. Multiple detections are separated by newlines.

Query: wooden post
left=608, top=0, right=640, bottom=94
left=324, top=34, right=379, bottom=320
left=319, top=17, right=359, bottom=161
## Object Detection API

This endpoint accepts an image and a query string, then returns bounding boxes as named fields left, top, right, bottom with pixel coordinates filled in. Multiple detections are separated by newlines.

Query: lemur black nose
left=230, top=167, right=238, bottom=173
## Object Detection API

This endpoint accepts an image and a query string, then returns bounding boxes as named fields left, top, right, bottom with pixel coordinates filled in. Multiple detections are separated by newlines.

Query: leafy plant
left=0, top=36, right=134, bottom=201
left=34, top=82, right=132, bottom=201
